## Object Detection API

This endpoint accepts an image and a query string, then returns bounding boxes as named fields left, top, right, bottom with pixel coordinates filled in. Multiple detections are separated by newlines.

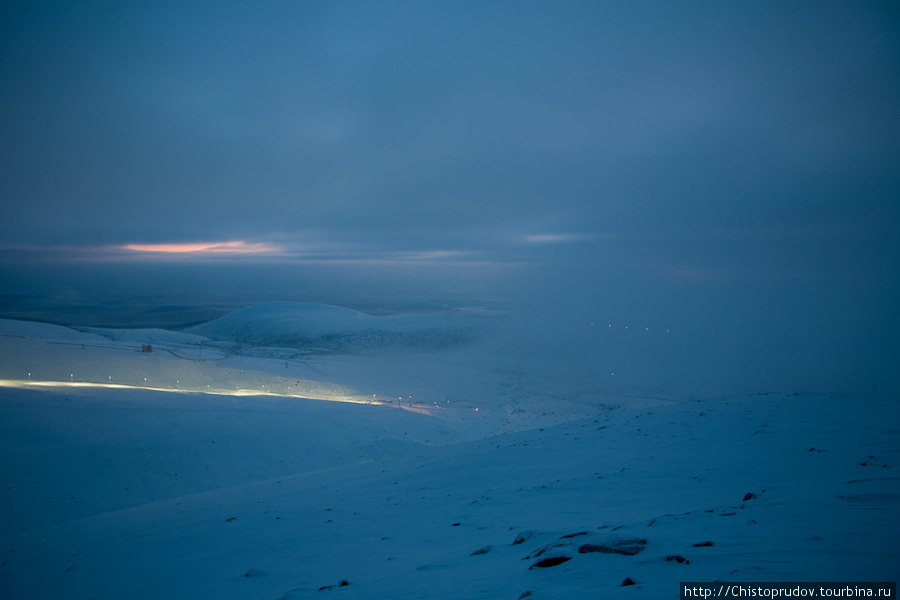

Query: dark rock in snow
left=518, top=592, right=533, bottom=599
left=244, top=568, right=263, bottom=577
left=532, top=542, right=567, bottom=558
left=470, top=546, right=491, bottom=556
left=621, top=577, right=637, bottom=586
left=692, top=541, right=714, bottom=547
left=742, top=492, right=757, bottom=501
left=513, top=530, right=534, bottom=545
left=666, top=555, right=690, bottom=564
left=578, top=539, right=647, bottom=556
left=559, top=531, right=588, bottom=539
left=318, top=580, right=349, bottom=591
left=530, top=556, right=572, bottom=569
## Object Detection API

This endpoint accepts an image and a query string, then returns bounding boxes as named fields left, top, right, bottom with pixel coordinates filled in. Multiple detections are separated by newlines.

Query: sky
left=1, top=1, right=898, bottom=395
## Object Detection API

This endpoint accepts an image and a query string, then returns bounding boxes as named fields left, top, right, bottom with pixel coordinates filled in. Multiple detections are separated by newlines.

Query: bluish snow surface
left=0, top=308, right=897, bottom=599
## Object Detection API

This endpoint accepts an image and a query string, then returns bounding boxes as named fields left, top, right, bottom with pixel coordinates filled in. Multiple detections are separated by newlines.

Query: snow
left=0, top=306, right=897, bottom=599
left=187, top=302, right=486, bottom=354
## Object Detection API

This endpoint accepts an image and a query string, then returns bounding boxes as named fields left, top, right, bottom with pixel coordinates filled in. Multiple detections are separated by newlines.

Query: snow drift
left=187, top=302, right=486, bottom=354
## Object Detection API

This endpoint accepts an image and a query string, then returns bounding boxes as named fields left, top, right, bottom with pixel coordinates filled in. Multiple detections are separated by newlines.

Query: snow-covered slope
left=0, top=310, right=897, bottom=599
left=0, top=387, right=465, bottom=538
left=0, top=318, right=109, bottom=343
left=0, top=387, right=896, bottom=599
left=74, top=325, right=209, bottom=346
left=187, top=302, right=485, bottom=354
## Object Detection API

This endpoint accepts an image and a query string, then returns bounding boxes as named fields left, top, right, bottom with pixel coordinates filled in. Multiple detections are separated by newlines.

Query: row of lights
left=19, top=374, right=487, bottom=411
left=590, top=323, right=670, bottom=333
left=26, top=365, right=481, bottom=408
left=28, top=373, right=156, bottom=387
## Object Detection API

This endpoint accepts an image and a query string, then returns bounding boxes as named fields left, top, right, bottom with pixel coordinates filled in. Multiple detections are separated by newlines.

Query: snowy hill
left=0, top=318, right=109, bottom=343
left=0, top=311, right=897, bottom=598
left=187, top=302, right=486, bottom=354
left=1, top=386, right=896, bottom=599
left=74, top=325, right=209, bottom=346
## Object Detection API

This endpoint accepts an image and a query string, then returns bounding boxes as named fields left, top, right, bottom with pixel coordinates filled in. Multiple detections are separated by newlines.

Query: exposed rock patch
left=578, top=539, right=647, bottom=556
left=513, top=531, right=534, bottom=545
left=530, top=556, right=572, bottom=569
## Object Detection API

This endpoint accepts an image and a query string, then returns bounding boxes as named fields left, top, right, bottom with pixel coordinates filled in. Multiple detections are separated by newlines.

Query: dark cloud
left=2, top=1, right=897, bottom=249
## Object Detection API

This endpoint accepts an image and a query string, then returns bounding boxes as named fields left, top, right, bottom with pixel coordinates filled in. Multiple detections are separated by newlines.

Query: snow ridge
left=187, top=302, right=484, bottom=354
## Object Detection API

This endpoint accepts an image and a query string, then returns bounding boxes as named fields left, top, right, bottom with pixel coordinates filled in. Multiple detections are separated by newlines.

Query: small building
left=142, top=344, right=153, bottom=353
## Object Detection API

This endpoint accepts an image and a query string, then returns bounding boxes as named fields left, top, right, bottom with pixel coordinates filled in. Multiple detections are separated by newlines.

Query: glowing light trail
left=0, top=379, right=390, bottom=406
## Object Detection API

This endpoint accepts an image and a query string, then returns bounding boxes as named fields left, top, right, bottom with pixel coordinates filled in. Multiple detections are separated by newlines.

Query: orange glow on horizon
left=121, top=241, right=279, bottom=254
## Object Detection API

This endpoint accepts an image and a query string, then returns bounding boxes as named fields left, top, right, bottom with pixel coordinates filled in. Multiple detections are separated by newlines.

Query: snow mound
left=0, top=318, right=106, bottom=342
left=74, top=326, right=209, bottom=346
left=187, top=302, right=485, bottom=353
